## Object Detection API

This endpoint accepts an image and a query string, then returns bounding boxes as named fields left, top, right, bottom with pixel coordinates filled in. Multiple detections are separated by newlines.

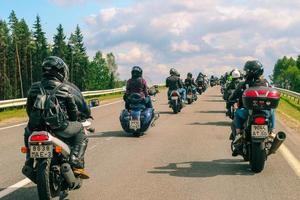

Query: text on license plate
left=130, top=120, right=141, bottom=130
left=251, top=125, right=268, bottom=138
left=30, top=145, right=53, bottom=158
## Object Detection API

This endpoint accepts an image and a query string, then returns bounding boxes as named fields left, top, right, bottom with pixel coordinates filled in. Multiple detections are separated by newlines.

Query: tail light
left=172, top=92, right=178, bottom=96
left=267, top=90, right=280, bottom=98
left=30, top=134, right=49, bottom=141
left=254, top=117, right=266, bottom=125
left=244, top=89, right=280, bottom=98
left=188, top=91, right=192, bottom=95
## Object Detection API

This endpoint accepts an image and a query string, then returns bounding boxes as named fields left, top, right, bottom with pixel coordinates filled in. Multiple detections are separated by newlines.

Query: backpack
left=30, top=83, right=67, bottom=130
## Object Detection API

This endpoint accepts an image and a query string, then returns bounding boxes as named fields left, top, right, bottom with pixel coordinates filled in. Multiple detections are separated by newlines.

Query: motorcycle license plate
left=30, top=145, right=53, bottom=158
left=187, top=94, right=192, bottom=98
left=130, top=120, right=141, bottom=130
left=171, top=96, right=178, bottom=100
left=251, top=125, right=268, bottom=138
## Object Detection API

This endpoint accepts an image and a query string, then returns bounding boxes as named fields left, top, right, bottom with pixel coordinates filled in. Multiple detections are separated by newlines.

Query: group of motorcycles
left=169, top=79, right=208, bottom=114
left=221, top=74, right=286, bottom=173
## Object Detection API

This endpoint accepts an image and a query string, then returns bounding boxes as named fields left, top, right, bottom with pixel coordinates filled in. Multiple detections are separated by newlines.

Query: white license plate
left=30, top=145, right=53, bottom=158
left=171, top=96, right=178, bottom=100
left=130, top=120, right=141, bottom=130
left=251, top=125, right=268, bottom=138
left=187, top=95, right=192, bottom=98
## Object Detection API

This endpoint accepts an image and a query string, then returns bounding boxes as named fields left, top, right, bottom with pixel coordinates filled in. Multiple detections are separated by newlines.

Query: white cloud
left=82, top=0, right=300, bottom=82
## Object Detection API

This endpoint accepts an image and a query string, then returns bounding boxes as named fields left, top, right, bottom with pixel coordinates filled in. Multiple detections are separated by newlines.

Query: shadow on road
left=204, top=99, right=224, bottom=102
left=188, top=121, right=231, bottom=126
left=159, top=111, right=175, bottom=115
left=148, top=159, right=254, bottom=178
left=88, top=131, right=128, bottom=138
left=1, top=186, right=38, bottom=200
left=208, top=95, right=222, bottom=98
left=196, top=110, right=225, bottom=114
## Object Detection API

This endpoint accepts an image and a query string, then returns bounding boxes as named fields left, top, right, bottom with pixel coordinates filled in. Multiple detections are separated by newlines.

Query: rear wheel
left=250, top=142, right=266, bottom=173
left=36, top=159, right=61, bottom=200
left=172, top=102, right=178, bottom=114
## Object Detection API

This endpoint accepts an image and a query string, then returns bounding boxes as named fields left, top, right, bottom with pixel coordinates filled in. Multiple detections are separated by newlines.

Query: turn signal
left=21, top=147, right=28, bottom=153
left=55, top=146, right=62, bottom=153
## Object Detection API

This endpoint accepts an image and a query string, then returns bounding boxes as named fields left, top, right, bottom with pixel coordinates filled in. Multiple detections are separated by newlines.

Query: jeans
left=234, top=108, right=276, bottom=130
left=178, top=88, right=187, bottom=101
left=124, top=96, right=153, bottom=109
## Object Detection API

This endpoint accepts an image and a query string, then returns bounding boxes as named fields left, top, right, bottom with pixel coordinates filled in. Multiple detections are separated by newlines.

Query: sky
left=1, top=0, right=300, bottom=83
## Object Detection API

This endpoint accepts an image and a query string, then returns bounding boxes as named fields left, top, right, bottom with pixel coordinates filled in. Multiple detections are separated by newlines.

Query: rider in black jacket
left=229, top=60, right=275, bottom=155
left=23, top=56, right=90, bottom=179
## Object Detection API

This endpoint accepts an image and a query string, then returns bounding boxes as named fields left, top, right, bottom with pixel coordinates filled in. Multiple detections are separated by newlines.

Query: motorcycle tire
left=250, top=142, right=266, bottom=173
left=36, top=159, right=60, bottom=200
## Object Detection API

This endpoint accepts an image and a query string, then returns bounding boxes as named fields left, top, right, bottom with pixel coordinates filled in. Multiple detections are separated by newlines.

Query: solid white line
left=0, top=178, right=31, bottom=199
left=279, top=144, right=300, bottom=178
left=0, top=100, right=123, bottom=131
left=0, top=122, right=27, bottom=131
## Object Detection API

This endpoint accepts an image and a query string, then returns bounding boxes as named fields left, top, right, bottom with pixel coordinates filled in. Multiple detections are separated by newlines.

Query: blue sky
left=1, top=0, right=300, bottom=82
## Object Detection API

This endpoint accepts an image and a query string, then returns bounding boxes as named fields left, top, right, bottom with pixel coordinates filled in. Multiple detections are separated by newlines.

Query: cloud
left=82, top=0, right=300, bottom=82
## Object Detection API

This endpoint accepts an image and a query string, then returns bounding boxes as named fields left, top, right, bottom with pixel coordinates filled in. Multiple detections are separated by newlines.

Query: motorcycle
left=21, top=120, right=94, bottom=200
left=186, top=86, right=197, bottom=104
left=231, top=86, right=286, bottom=173
left=196, top=81, right=205, bottom=95
left=168, top=90, right=183, bottom=114
left=120, top=93, right=159, bottom=137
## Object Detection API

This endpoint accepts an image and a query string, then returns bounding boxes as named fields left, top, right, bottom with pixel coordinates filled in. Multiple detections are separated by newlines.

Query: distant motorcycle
left=120, top=93, right=158, bottom=137
left=231, top=86, right=286, bottom=172
left=169, top=90, right=183, bottom=114
left=186, top=86, right=197, bottom=104
left=21, top=120, right=94, bottom=200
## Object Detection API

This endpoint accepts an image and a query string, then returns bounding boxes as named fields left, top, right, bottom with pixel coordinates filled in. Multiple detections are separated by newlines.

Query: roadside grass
left=277, top=96, right=300, bottom=124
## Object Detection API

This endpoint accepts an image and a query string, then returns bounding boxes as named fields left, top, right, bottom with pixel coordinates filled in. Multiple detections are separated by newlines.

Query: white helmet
left=231, top=69, right=241, bottom=79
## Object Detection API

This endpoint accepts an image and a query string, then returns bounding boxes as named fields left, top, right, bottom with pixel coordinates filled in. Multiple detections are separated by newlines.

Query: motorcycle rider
left=166, top=68, right=186, bottom=102
left=229, top=60, right=275, bottom=156
left=224, top=69, right=242, bottom=116
left=124, top=66, right=153, bottom=109
left=23, top=56, right=90, bottom=179
left=184, top=72, right=197, bottom=95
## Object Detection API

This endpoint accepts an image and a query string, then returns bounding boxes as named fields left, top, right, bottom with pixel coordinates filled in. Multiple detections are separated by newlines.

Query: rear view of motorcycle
left=231, top=86, right=286, bottom=173
left=120, top=93, right=159, bottom=136
left=169, top=90, right=183, bottom=113
left=21, top=120, right=94, bottom=200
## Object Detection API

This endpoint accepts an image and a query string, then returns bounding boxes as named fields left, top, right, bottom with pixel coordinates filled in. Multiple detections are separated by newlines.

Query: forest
left=272, top=56, right=300, bottom=92
left=0, top=11, right=123, bottom=100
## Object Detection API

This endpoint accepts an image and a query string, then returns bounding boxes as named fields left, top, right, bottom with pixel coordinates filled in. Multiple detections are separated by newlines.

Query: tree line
left=272, top=56, right=300, bottom=92
left=0, top=11, right=124, bottom=100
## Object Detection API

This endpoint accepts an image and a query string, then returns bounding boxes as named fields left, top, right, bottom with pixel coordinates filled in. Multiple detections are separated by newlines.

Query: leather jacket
left=166, top=75, right=183, bottom=90
left=184, top=78, right=197, bottom=87
left=26, top=77, right=79, bottom=130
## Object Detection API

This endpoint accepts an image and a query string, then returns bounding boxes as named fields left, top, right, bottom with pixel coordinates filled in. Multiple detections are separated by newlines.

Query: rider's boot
left=70, top=138, right=90, bottom=179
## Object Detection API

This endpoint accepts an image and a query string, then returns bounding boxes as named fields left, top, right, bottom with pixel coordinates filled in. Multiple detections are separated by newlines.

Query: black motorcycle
left=231, top=86, right=286, bottom=173
left=169, top=90, right=183, bottom=114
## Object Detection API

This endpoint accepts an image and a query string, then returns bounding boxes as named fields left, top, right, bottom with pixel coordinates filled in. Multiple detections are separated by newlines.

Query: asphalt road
left=0, top=87, right=299, bottom=200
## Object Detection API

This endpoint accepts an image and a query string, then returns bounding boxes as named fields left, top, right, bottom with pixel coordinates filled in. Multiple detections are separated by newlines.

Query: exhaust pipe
left=61, top=163, right=78, bottom=188
left=269, top=131, right=286, bottom=154
left=22, top=165, right=37, bottom=184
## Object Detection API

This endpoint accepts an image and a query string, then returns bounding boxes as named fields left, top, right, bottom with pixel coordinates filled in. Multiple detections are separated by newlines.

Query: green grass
left=0, top=92, right=124, bottom=123
left=277, top=95, right=300, bottom=123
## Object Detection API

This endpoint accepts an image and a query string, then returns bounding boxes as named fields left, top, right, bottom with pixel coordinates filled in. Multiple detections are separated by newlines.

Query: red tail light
left=243, top=90, right=258, bottom=97
left=172, top=92, right=178, bottom=97
left=267, top=90, right=280, bottom=98
left=254, top=117, right=266, bottom=125
left=188, top=92, right=192, bottom=95
left=30, top=134, right=49, bottom=141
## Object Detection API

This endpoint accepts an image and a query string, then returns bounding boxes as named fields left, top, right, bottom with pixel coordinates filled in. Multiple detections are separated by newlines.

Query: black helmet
left=131, top=66, right=142, bottom=79
left=170, top=68, right=178, bottom=76
left=243, top=60, right=264, bottom=80
left=42, top=56, right=69, bottom=81
left=187, top=72, right=192, bottom=78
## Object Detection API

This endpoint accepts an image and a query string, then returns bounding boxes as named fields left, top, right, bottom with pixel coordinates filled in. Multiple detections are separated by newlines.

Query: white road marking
left=88, top=144, right=97, bottom=150
left=0, top=122, right=27, bottom=131
left=279, top=144, right=300, bottom=178
left=0, top=100, right=123, bottom=131
left=0, top=178, right=31, bottom=199
left=105, top=137, right=113, bottom=141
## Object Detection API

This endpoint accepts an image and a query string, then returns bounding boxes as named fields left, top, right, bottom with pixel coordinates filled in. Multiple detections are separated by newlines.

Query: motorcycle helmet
left=170, top=68, right=178, bottom=76
left=243, top=60, right=264, bottom=80
left=42, top=56, right=69, bottom=82
left=231, top=69, right=241, bottom=79
left=187, top=72, right=192, bottom=78
left=131, top=66, right=143, bottom=79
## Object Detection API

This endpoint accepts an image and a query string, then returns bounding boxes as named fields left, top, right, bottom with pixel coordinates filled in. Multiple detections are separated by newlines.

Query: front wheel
left=36, top=159, right=61, bottom=200
left=250, top=142, right=266, bottom=173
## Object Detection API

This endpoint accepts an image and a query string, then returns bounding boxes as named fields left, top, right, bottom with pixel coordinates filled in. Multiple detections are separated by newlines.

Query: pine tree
left=32, top=15, right=48, bottom=82
left=52, top=24, right=67, bottom=60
